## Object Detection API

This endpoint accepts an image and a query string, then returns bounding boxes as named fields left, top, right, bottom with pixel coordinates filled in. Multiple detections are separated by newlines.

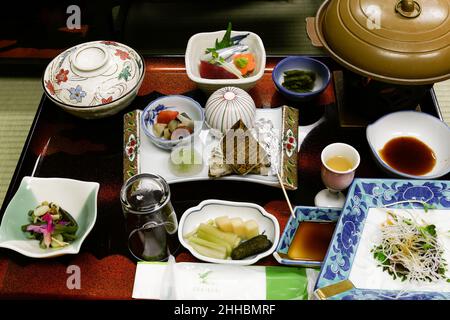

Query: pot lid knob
left=396, top=0, right=421, bottom=18
left=73, top=45, right=109, bottom=72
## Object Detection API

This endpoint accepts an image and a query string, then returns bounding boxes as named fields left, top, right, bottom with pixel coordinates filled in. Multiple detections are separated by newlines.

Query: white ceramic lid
left=43, top=40, right=144, bottom=108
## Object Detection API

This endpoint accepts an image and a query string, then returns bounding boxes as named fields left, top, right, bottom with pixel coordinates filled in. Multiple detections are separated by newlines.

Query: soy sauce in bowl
left=379, top=137, right=436, bottom=176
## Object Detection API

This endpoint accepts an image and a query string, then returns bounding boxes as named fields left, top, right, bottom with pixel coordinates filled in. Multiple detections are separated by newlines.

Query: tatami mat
left=434, top=80, right=450, bottom=123
left=0, top=78, right=42, bottom=206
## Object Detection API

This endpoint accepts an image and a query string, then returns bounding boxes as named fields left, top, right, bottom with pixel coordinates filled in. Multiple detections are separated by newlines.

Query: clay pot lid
left=316, top=0, right=450, bottom=84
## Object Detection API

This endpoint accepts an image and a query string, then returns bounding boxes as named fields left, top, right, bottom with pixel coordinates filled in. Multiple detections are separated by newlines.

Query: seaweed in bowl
left=281, top=69, right=316, bottom=93
left=272, top=56, right=331, bottom=101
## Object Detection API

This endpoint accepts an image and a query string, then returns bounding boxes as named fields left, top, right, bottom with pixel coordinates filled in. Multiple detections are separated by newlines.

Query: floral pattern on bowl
left=144, top=104, right=167, bottom=126
left=43, top=40, right=144, bottom=108
left=141, top=95, right=205, bottom=150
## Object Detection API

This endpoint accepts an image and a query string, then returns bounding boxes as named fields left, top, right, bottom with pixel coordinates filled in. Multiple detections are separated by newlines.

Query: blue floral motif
left=361, top=182, right=376, bottom=195
left=403, top=186, right=433, bottom=203
left=338, top=220, right=358, bottom=253
left=339, top=289, right=447, bottom=300
left=322, top=264, right=337, bottom=281
left=144, top=104, right=167, bottom=125
left=68, top=85, right=87, bottom=103
left=316, top=178, right=450, bottom=300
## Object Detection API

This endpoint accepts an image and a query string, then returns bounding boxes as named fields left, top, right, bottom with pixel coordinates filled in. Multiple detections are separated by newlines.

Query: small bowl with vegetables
left=272, top=56, right=331, bottom=101
left=178, top=199, right=280, bottom=265
left=0, top=176, right=99, bottom=258
left=141, top=95, right=205, bottom=150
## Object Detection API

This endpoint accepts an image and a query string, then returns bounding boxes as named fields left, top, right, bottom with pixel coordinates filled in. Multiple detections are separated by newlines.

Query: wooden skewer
left=31, top=138, right=51, bottom=177
left=276, top=171, right=295, bottom=218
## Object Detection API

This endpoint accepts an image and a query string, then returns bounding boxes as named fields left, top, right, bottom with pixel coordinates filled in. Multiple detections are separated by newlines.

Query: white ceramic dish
left=178, top=199, right=280, bottom=265
left=366, top=111, right=450, bottom=179
left=0, top=176, right=99, bottom=258
left=141, top=95, right=205, bottom=150
left=185, top=30, right=266, bottom=93
left=43, top=40, right=145, bottom=119
left=205, top=86, right=256, bottom=134
left=136, top=107, right=282, bottom=187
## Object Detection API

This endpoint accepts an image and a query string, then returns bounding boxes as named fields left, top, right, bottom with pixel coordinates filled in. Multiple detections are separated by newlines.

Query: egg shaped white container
left=205, top=86, right=256, bottom=133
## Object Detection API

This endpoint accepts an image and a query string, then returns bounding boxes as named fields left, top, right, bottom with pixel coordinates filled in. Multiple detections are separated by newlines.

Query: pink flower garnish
left=41, top=213, right=55, bottom=248
left=42, top=213, right=55, bottom=232
left=115, top=49, right=129, bottom=60
left=26, top=224, right=47, bottom=233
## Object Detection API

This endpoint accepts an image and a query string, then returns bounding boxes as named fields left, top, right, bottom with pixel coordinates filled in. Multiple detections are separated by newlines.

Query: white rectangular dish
left=123, top=105, right=300, bottom=189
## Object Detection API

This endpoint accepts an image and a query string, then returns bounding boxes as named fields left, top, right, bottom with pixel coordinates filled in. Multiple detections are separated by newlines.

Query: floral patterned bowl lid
left=43, top=40, right=144, bottom=108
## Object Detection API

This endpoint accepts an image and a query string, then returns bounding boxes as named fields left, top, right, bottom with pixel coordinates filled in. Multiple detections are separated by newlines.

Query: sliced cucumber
left=189, top=242, right=227, bottom=259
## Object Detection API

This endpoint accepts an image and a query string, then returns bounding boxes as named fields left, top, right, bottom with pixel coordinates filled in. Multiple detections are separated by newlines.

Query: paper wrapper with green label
left=132, top=259, right=309, bottom=300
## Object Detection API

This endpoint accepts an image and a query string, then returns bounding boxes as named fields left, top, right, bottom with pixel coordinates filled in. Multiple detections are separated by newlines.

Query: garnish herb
left=206, top=22, right=233, bottom=54
left=234, top=57, right=248, bottom=69
left=372, top=211, right=448, bottom=283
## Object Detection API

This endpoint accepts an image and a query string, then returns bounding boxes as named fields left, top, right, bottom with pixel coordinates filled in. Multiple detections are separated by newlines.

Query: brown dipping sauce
left=287, top=221, right=336, bottom=261
left=379, top=137, right=436, bottom=176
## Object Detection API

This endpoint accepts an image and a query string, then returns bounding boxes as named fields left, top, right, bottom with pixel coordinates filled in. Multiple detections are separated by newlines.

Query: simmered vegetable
left=21, top=201, right=78, bottom=249
left=153, top=110, right=194, bottom=141
left=214, top=216, right=260, bottom=240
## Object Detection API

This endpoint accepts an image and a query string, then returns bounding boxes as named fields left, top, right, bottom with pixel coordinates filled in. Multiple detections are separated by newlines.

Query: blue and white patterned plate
left=273, top=206, right=341, bottom=267
left=315, top=178, right=450, bottom=300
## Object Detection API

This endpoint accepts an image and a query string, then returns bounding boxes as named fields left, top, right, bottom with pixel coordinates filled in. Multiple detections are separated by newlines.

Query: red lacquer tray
left=0, top=57, right=444, bottom=299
